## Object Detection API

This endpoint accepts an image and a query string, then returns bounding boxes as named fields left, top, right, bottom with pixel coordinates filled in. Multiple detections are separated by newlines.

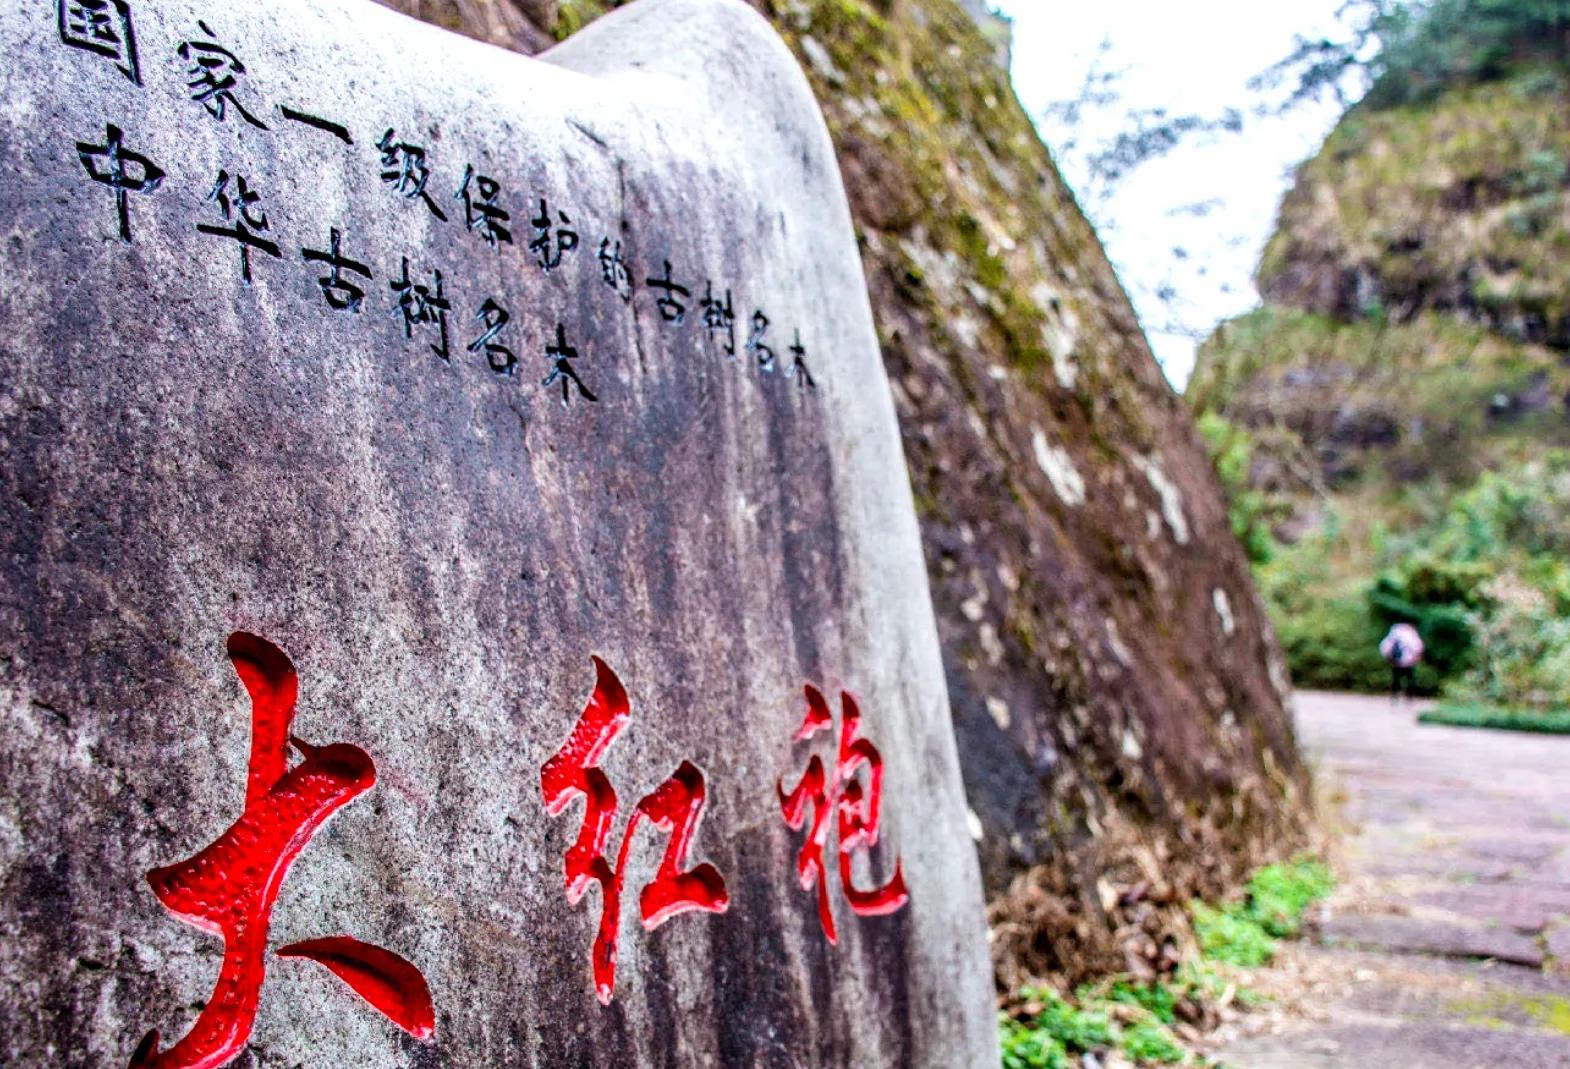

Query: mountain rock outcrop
left=1191, top=64, right=1570, bottom=700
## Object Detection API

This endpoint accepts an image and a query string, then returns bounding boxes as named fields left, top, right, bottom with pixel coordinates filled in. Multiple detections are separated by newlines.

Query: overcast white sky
left=992, top=0, right=1356, bottom=388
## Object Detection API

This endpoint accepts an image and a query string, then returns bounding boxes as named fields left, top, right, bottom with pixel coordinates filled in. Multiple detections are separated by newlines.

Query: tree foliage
left=1257, top=0, right=1570, bottom=112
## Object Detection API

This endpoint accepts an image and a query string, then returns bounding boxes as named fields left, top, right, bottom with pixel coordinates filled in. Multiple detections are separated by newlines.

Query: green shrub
left=1265, top=584, right=1393, bottom=692
left=1462, top=597, right=1570, bottom=706
left=1367, top=571, right=1478, bottom=677
left=1197, top=412, right=1282, bottom=565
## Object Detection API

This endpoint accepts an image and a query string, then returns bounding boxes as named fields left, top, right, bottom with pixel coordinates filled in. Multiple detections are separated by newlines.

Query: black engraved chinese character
left=75, top=123, right=162, bottom=242
left=455, top=166, right=511, bottom=247
left=177, top=21, right=267, bottom=129
left=280, top=106, right=352, bottom=144
left=597, top=237, right=633, bottom=302
left=58, top=0, right=139, bottom=84
left=197, top=170, right=281, bottom=284
left=378, top=129, right=447, bottom=221
left=700, top=281, right=736, bottom=356
left=645, top=260, right=689, bottom=324
left=390, top=256, right=450, bottom=360
left=787, top=329, right=816, bottom=391
left=528, top=199, right=578, bottom=270
left=301, top=227, right=372, bottom=311
left=746, top=310, right=775, bottom=372
left=542, top=322, right=597, bottom=406
left=468, top=298, right=516, bottom=375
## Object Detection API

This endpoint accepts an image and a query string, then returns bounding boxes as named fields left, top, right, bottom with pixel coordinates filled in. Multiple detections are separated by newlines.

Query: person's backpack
left=1389, top=639, right=1405, bottom=665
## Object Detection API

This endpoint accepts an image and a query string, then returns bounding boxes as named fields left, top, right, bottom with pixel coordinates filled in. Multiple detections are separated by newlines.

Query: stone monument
left=0, top=0, right=997, bottom=1064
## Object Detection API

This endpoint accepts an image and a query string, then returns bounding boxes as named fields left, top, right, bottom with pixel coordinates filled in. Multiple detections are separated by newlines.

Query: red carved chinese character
left=130, top=632, right=435, bottom=1069
left=778, top=684, right=909, bottom=944
left=540, top=656, right=729, bottom=1003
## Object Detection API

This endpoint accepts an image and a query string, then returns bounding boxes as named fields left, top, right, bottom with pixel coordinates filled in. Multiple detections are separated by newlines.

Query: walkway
left=1217, top=691, right=1570, bottom=1067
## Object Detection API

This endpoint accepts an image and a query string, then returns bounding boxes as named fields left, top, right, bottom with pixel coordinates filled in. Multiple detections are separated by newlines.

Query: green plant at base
left=1192, top=856, right=1335, bottom=965
left=1002, top=860, right=1332, bottom=1065
left=1018, top=989, right=1113, bottom=1051
left=1104, top=977, right=1179, bottom=1024
left=1118, top=1018, right=1189, bottom=1064
left=1246, top=859, right=1335, bottom=938
left=1191, top=901, right=1277, bottom=967
left=999, top=1014, right=1069, bottom=1069
left=999, top=989, right=1111, bottom=1069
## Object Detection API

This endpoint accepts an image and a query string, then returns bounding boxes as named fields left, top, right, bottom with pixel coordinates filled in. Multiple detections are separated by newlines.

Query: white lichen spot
left=997, top=562, right=1019, bottom=592
left=986, top=695, right=1011, bottom=730
left=1220, top=708, right=1240, bottom=739
left=1130, top=454, right=1190, bottom=544
left=1145, top=510, right=1161, bottom=540
left=1105, top=617, right=1131, bottom=667
left=899, top=235, right=964, bottom=306
left=1213, top=587, right=1236, bottom=637
left=954, top=587, right=979, bottom=621
left=798, top=36, right=845, bottom=85
left=951, top=311, right=981, bottom=347
left=966, top=807, right=985, bottom=842
left=988, top=364, right=1008, bottom=381
left=979, top=623, right=1004, bottom=665
left=1032, top=428, right=1086, bottom=506
left=843, top=94, right=892, bottom=139
left=1268, top=650, right=1293, bottom=702
left=1122, top=729, right=1143, bottom=761
left=1030, top=281, right=1080, bottom=390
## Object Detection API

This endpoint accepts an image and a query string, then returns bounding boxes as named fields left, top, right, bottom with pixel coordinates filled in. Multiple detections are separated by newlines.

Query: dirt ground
left=1214, top=690, right=1570, bottom=1068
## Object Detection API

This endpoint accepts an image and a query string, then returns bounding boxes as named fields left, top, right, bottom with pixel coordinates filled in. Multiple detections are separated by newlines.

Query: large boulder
left=387, top=0, right=1313, bottom=985
left=0, top=0, right=996, bottom=1064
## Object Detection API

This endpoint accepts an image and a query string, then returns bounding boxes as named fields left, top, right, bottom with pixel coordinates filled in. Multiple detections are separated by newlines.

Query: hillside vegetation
left=1191, top=2, right=1570, bottom=709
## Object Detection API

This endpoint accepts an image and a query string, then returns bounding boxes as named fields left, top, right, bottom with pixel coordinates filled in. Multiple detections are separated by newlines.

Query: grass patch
left=1000, top=859, right=1332, bottom=1065
left=1420, top=701, right=1570, bottom=735
left=1194, top=857, right=1335, bottom=966
left=1247, top=858, right=1335, bottom=938
left=999, top=989, right=1110, bottom=1069
left=999, top=987, right=1193, bottom=1069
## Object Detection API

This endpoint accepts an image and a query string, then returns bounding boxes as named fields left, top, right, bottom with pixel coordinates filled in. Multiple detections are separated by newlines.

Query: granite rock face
left=407, top=0, right=1312, bottom=986
left=0, top=0, right=996, bottom=1065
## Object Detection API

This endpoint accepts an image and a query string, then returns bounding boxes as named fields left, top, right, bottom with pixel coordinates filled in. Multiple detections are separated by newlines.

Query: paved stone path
left=1217, top=691, right=1570, bottom=1068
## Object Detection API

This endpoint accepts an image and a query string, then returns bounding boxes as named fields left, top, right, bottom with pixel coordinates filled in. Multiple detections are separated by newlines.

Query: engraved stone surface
left=0, top=0, right=997, bottom=1064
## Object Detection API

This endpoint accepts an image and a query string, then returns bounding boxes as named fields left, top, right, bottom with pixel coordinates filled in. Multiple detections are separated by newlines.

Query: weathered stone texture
left=0, top=0, right=996, bottom=1064
left=408, top=0, right=1312, bottom=986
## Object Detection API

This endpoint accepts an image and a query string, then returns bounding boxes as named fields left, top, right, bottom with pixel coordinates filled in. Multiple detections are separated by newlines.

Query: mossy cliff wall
left=1190, top=65, right=1570, bottom=700
left=1257, top=70, right=1570, bottom=348
left=1193, top=68, right=1570, bottom=531
left=382, top=0, right=1310, bottom=985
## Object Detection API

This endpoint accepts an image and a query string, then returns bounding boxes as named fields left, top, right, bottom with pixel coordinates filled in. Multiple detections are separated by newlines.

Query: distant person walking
left=1380, top=622, right=1424, bottom=703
